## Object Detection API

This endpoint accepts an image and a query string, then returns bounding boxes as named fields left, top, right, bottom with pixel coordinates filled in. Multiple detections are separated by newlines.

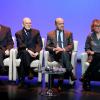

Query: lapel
left=0, top=25, right=6, bottom=41
left=53, top=30, right=66, bottom=46
left=63, top=30, right=66, bottom=42
left=55, top=30, right=57, bottom=43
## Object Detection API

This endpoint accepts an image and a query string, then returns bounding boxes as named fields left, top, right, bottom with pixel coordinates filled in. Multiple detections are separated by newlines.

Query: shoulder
left=87, top=32, right=94, bottom=38
left=31, top=28, right=40, bottom=34
left=15, top=29, right=22, bottom=35
left=47, top=30, right=55, bottom=36
left=64, top=30, right=72, bottom=37
left=0, top=24, right=11, bottom=31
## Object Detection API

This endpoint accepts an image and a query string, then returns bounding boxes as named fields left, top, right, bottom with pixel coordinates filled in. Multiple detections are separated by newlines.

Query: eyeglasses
left=94, top=25, right=100, bottom=27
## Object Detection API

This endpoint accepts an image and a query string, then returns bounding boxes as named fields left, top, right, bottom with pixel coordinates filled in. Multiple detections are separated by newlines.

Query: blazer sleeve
left=15, top=32, right=26, bottom=50
left=45, top=34, right=56, bottom=52
left=35, top=31, right=43, bottom=52
left=64, top=32, right=74, bottom=52
left=85, top=35, right=92, bottom=52
left=6, top=27, right=14, bottom=50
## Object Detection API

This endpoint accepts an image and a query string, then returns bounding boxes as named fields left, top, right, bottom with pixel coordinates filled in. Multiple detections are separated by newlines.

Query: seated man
left=15, top=17, right=43, bottom=88
left=45, top=17, right=77, bottom=91
left=80, top=19, right=100, bottom=90
left=0, top=24, right=14, bottom=74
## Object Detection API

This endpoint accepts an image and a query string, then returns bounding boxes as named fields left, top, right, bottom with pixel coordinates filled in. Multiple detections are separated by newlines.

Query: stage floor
left=0, top=62, right=100, bottom=100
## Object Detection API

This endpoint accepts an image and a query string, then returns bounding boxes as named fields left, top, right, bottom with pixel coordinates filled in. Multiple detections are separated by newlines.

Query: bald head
left=55, top=18, right=64, bottom=31
left=55, top=18, right=64, bottom=24
left=22, top=17, right=32, bottom=30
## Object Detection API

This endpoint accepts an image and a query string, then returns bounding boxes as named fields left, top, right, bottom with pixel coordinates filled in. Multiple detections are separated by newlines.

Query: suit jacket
left=85, top=32, right=100, bottom=62
left=15, top=28, right=43, bottom=53
left=45, top=30, right=74, bottom=61
left=0, top=24, right=14, bottom=52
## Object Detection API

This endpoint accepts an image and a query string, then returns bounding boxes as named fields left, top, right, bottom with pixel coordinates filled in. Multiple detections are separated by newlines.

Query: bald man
left=45, top=18, right=76, bottom=90
left=15, top=17, right=43, bottom=88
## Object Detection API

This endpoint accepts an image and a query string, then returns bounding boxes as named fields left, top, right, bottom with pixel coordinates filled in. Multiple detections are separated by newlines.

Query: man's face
left=23, top=18, right=32, bottom=30
left=55, top=18, right=64, bottom=31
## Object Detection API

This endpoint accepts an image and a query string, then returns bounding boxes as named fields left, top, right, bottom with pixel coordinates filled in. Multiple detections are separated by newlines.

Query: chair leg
left=45, top=74, right=48, bottom=83
left=38, top=72, right=42, bottom=82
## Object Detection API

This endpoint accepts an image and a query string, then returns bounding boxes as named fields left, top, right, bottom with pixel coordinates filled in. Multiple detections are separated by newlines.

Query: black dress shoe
left=79, top=76, right=90, bottom=83
left=79, top=76, right=85, bottom=82
left=69, top=82, right=76, bottom=88
left=18, top=83, right=25, bottom=88
left=0, top=81, right=5, bottom=85
left=58, top=86, right=62, bottom=92
left=28, top=72, right=34, bottom=80
left=27, top=84, right=34, bottom=90
left=83, top=81, right=91, bottom=91
left=70, top=73, right=77, bottom=81
left=57, top=79, right=63, bottom=91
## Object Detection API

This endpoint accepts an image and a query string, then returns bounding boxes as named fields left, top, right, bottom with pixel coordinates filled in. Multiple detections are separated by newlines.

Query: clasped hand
left=53, top=47, right=65, bottom=54
left=87, top=50, right=94, bottom=55
left=27, top=49, right=38, bottom=57
left=5, top=49, right=10, bottom=56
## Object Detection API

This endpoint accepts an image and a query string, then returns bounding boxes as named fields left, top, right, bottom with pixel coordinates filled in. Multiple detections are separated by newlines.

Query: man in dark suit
left=0, top=24, right=14, bottom=74
left=15, top=17, right=43, bottom=88
left=45, top=18, right=76, bottom=90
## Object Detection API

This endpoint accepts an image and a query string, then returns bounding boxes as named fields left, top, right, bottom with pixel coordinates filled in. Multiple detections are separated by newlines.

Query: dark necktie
left=24, top=29, right=30, bottom=38
left=58, top=31, right=62, bottom=48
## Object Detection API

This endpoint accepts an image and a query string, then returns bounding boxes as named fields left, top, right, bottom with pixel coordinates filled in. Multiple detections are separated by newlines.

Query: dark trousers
left=17, top=49, right=39, bottom=83
left=0, top=50, right=5, bottom=68
left=0, top=50, right=8, bottom=73
left=51, top=51, right=72, bottom=86
left=52, top=51, right=72, bottom=71
left=84, top=53, right=100, bottom=80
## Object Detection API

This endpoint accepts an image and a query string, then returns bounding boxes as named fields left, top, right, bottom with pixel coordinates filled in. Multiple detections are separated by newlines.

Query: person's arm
left=5, top=27, right=14, bottom=55
left=45, top=34, right=56, bottom=53
left=6, top=27, right=14, bottom=50
left=26, top=48, right=38, bottom=57
left=64, top=32, right=74, bottom=52
left=85, top=35, right=94, bottom=55
left=15, top=32, right=26, bottom=50
left=28, top=31, right=42, bottom=57
left=35, top=31, right=43, bottom=53
left=85, top=34, right=94, bottom=63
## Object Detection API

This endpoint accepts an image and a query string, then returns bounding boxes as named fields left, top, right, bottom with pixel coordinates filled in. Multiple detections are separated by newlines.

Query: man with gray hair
left=15, top=17, right=43, bottom=88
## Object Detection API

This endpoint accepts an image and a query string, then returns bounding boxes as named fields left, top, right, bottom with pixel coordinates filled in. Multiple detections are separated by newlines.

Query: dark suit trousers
left=0, top=50, right=8, bottom=73
left=0, top=50, right=5, bottom=68
left=53, top=51, right=72, bottom=71
left=17, top=49, right=39, bottom=83
left=84, top=53, right=100, bottom=80
left=51, top=51, right=73, bottom=86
